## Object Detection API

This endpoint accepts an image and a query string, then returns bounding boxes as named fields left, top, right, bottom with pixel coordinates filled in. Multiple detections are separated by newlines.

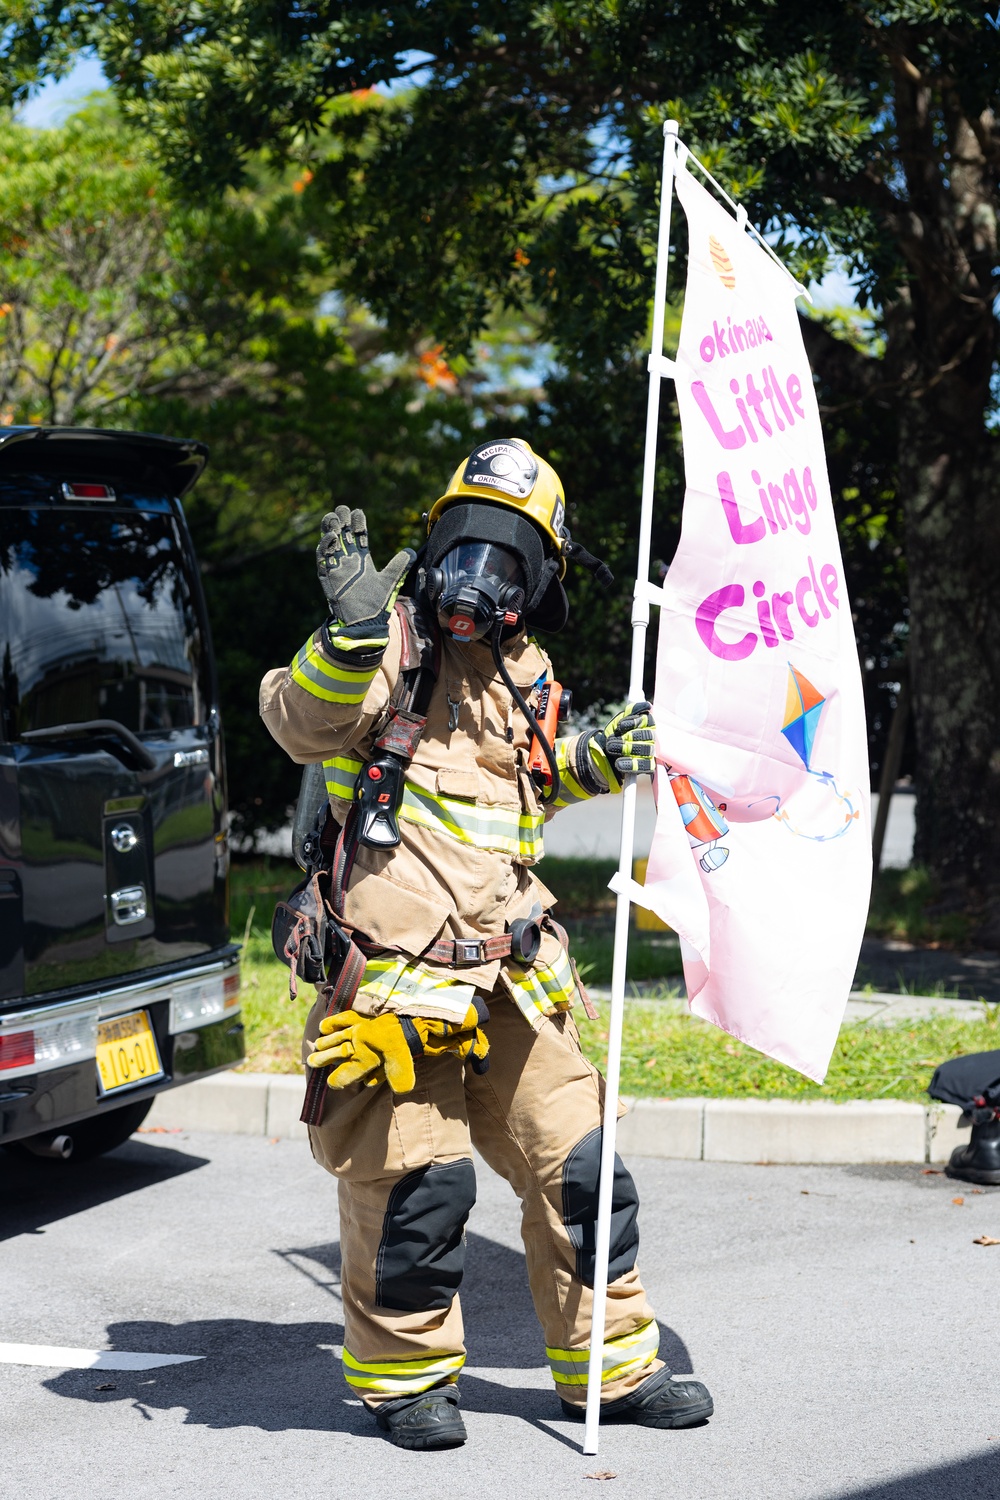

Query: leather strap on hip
left=299, top=938, right=367, bottom=1127
left=421, top=933, right=514, bottom=966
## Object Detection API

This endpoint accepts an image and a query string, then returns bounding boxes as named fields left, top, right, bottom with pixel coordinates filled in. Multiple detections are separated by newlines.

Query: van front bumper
left=0, top=952, right=244, bottom=1145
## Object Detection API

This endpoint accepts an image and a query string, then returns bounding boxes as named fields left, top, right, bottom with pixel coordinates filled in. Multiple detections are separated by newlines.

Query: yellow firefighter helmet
left=427, top=438, right=567, bottom=577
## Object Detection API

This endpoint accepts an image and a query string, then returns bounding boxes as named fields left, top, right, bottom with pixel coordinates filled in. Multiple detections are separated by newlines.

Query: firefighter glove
left=306, top=1003, right=490, bottom=1095
left=593, top=701, right=657, bottom=783
left=316, top=505, right=415, bottom=653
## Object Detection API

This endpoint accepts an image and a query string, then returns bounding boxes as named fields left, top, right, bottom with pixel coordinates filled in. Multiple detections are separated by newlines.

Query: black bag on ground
left=928, top=1049, right=1000, bottom=1186
left=928, top=1050, right=1000, bottom=1112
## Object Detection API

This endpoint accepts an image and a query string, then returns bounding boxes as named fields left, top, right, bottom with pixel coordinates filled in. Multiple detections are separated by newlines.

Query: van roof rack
left=0, top=426, right=208, bottom=497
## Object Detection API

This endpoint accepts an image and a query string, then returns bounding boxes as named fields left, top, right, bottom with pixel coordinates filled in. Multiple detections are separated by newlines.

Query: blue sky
left=16, top=52, right=106, bottom=126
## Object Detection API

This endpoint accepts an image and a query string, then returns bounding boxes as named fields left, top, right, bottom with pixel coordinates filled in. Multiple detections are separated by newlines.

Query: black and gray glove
left=316, top=506, right=415, bottom=661
left=593, top=701, right=657, bottom=783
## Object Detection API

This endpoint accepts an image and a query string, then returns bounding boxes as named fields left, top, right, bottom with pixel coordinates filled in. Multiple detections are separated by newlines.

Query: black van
left=0, top=427, right=242, bottom=1162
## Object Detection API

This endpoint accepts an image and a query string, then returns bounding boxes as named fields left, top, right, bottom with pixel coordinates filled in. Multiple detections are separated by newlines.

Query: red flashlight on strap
left=528, top=681, right=571, bottom=787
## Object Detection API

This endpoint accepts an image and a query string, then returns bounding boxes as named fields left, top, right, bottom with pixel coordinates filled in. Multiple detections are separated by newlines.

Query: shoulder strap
left=332, top=597, right=441, bottom=915
left=390, top=595, right=441, bottom=717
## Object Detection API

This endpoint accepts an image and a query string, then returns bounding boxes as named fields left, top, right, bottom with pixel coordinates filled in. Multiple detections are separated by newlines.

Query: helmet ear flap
left=526, top=560, right=570, bottom=633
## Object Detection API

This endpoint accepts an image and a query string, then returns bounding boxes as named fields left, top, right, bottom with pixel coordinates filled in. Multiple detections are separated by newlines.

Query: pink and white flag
left=639, top=162, right=871, bottom=1082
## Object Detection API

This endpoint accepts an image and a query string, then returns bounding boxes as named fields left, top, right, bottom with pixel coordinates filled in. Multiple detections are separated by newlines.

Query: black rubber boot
left=946, top=1114, right=1000, bottom=1186
left=560, top=1365, right=713, bottom=1429
left=374, top=1386, right=467, bottom=1450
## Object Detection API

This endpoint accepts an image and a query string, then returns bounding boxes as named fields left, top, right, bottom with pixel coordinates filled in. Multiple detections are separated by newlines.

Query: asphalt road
left=2, top=1132, right=999, bottom=1500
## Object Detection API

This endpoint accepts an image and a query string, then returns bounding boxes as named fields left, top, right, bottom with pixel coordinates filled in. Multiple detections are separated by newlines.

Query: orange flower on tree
left=418, top=345, right=456, bottom=392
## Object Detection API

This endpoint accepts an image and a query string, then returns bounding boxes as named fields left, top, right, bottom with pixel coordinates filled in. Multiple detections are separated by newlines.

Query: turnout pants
left=303, top=988, right=663, bottom=1409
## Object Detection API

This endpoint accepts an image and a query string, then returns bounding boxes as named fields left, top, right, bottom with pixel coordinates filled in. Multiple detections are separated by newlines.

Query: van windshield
left=0, top=508, right=209, bottom=739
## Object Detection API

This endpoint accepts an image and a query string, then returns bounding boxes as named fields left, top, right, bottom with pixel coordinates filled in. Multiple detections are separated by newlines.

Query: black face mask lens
left=435, top=542, right=526, bottom=640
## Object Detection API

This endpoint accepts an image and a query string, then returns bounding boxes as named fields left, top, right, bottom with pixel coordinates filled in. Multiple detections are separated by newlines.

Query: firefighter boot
left=374, top=1386, right=467, bottom=1451
left=946, top=1112, right=1000, bottom=1186
left=561, top=1366, right=713, bottom=1429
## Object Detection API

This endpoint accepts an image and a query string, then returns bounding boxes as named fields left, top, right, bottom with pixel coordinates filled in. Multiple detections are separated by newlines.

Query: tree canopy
left=5, top=4, right=998, bottom=920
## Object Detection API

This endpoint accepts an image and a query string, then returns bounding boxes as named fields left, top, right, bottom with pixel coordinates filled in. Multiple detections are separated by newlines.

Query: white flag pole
left=582, top=118, right=680, bottom=1457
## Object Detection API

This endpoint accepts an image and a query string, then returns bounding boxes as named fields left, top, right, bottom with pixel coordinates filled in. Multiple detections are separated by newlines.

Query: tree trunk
left=875, top=76, right=1000, bottom=930
left=902, top=414, right=1000, bottom=925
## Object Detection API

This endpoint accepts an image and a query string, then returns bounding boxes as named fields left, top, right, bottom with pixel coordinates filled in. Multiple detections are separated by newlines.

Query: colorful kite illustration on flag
left=781, top=664, right=826, bottom=770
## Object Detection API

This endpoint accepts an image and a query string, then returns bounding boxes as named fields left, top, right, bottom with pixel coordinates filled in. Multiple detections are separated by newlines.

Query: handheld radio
left=528, top=681, right=571, bottom=789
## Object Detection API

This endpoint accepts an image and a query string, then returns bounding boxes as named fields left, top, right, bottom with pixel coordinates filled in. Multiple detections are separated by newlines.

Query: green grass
left=236, top=953, right=1000, bottom=1099
left=239, top=954, right=313, bottom=1073
left=577, top=1002, right=1000, bottom=1103
left=565, top=928, right=682, bottom=987
left=539, top=858, right=619, bottom=917
left=230, top=854, right=1000, bottom=1097
left=228, top=855, right=682, bottom=993
left=866, top=866, right=973, bottom=947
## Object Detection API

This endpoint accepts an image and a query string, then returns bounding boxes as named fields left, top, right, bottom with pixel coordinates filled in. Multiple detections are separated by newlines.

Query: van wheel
left=6, top=1097, right=154, bottom=1164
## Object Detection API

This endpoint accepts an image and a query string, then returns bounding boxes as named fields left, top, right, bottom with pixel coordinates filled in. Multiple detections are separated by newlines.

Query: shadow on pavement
left=42, top=1231, right=694, bottom=1440
left=826, top=1448, right=1000, bottom=1500
left=280, top=1231, right=694, bottom=1375
left=40, top=1316, right=632, bottom=1446
left=0, top=1140, right=209, bottom=1242
left=838, top=1162, right=1000, bottom=1190
left=42, top=1319, right=354, bottom=1434
left=854, top=933, right=1000, bottom=1005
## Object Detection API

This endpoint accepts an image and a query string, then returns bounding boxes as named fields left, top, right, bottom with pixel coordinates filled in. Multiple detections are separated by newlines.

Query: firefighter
left=260, top=439, right=713, bottom=1450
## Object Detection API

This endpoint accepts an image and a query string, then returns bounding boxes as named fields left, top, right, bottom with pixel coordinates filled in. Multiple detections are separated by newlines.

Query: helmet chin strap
left=563, top=536, right=615, bottom=590
left=489, top=610, right=561, bottom=806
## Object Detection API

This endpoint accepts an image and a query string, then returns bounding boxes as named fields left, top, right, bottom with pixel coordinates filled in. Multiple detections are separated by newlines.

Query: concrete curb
left=145, top=1073, right=968, bottom=1165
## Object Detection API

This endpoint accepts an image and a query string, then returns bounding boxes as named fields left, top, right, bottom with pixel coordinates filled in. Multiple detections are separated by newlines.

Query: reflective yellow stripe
left=589, top=740, right=620, bottom=794
left=504, top=944, right=577, bottom=1022
left=356, top=956, right=475, bottom=1019
left=399, top=782, right=543, bottom=861
left=291, top=636, right=378, bottom=705
left=323, top=754, right=363, bottom=800
left=546, top=1319, right=659, bottom=1388
left=342, top=1348, right=465, bottom=1395
left=551, top=737, right=592, bottom=809
left=322, top=762, right=544, bottom=860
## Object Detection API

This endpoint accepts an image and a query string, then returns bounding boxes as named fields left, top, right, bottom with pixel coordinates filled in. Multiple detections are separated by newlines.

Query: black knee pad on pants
left=562, top=1127, right=640, bottom=1287
left=375, top=1158, right=477, bottom=1311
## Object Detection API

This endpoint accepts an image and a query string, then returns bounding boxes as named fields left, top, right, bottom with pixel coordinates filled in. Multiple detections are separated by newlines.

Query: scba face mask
left=422, top=501, right=547, bottom=641
left=427, top=540, right=526, bottom=641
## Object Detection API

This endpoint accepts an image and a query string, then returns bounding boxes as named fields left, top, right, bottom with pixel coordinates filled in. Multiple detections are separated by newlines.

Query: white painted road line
left=0, top=1343, right=203, bottom=1371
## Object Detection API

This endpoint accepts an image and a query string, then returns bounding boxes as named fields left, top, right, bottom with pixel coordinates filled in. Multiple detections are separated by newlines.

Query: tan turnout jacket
left=260, top=611, right=613, bottom=1026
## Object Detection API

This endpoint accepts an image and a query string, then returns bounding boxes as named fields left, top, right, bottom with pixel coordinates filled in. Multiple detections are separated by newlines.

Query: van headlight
left=168, top=969, right=240, bottom=1033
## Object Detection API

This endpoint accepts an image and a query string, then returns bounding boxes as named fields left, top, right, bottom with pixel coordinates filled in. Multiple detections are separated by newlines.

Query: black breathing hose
left=491, top=618, right=561, bottom=807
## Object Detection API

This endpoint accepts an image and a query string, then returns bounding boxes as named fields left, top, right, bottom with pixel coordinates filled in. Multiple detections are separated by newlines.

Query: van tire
left=6, top=1097, right=154, bottom=1164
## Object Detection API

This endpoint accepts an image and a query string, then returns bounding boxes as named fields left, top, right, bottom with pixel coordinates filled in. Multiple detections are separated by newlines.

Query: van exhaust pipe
left=23, top=1133, right=74, bottom=1160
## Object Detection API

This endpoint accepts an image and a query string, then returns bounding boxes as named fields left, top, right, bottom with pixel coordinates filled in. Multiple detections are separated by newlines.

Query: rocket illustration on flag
left=781, top=665, right=826, bottom=771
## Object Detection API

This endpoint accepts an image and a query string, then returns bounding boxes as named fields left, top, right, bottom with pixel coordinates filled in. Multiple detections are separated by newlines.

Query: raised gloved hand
left=316, top=506, right=415, bottom=655
left=306, top=1003, right=490, bottom=1095
left=593, top=701, right=657, bottom=783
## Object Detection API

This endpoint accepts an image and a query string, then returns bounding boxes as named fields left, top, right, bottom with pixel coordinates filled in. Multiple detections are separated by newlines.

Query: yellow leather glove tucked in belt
left=306, top=1002, right=490, bottom=1095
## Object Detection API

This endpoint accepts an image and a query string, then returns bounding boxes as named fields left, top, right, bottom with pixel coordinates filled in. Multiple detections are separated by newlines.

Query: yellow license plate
left=96, top=1010, right=164, bottom=1094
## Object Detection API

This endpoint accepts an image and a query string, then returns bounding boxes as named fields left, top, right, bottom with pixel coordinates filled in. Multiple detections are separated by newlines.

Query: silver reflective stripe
left=399, top=782, right=543, bottom=860
left=546, top=1319, right=660, bottom=1387
left=292, top=638, right=376, bottom=705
